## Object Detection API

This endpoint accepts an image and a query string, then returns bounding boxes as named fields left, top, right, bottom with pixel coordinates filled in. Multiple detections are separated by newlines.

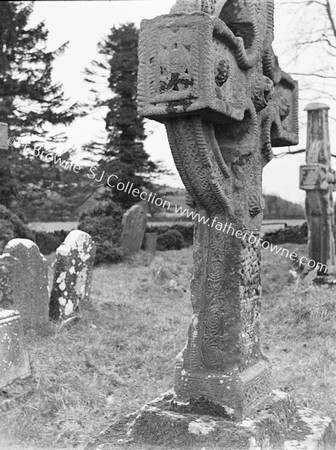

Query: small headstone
left=3, top=239, right=49, bottom=329
left=49, top=230, right=96, bottom=321
left=0, top=123, right=8, bottom=150
left=144, top=232, right=157, bottom=255
left=121, top=204, right=147, bottom=254
left=0, top=309, right=30, bottom=389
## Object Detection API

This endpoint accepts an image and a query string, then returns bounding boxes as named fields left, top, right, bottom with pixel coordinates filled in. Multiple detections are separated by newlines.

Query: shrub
left=157, top=229, right=185, bottom=251
left=263, top=222, right=308, bottom=245
left=147, top=223, right=193, bottom=248
left=172, top=223, right=194, bottom=247
left=34, top=230, right=68, bottom=255
left=95, top=241, right=129, bottom=265
left=78, top=201, right=127, bottom=265
left=0, top=205, right=35, bottom=253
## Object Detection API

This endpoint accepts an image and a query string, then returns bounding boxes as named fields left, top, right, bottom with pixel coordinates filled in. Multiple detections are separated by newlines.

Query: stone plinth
left=86, top=390, right=335, bottom=450
left=0, top=309, right=30, bottom=389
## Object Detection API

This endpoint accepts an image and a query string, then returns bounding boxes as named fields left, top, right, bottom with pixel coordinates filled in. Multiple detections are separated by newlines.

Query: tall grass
left=1, top=244, right=335, bottom=448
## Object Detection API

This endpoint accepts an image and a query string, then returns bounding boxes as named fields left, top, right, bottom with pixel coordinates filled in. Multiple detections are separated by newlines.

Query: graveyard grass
left=1, top=244, right=336, bottom=449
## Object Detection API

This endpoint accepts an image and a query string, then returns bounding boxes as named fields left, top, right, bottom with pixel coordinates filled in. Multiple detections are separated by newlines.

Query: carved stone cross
left=138, top=0, right=298, bottom=419
left=300, top=103, right=335, bottom=275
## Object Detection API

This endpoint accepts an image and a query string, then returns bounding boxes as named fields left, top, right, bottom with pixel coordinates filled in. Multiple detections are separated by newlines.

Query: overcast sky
left=29, top=0, right=336, bottom=204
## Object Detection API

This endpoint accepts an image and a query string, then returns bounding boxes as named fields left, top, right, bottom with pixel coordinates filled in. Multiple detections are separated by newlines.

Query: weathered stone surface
left=144, top=232, right=158, bottom=255
left=49, top=230, right=96, bottom=321
left=3, top=239, right=49, bottom=329
left=138, top=0, right=298, bottom=419
left=86, top=390, right=336, bottom=449
left=300, top=103, right=335, bottom=276
left=121, top=204, right=147, bottom=255
left=0, top=309, right=30, bottom=389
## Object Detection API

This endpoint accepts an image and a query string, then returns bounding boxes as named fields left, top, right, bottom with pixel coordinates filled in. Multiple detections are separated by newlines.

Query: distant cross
left=138, top=0, right=298, bottom=419
left=300, top=103, right=335, bottom=275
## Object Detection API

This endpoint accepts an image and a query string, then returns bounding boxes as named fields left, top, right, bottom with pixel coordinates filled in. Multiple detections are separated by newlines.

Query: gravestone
left=49, top=230, right=96, bottom=321
left=144, top=232, right=158, bottom=255
left=0, top=122, right=8, bottom=149
left=3, top=239, right=49, bottom=329
left=0, top=124, right=10, bottom=252
left=0, top=309, right=30, bottom=388
left=99, top=0, right=335, bottom=448
left=299, top=103, right=335, bottom=276
left=121, top=204, right=147, bottom=254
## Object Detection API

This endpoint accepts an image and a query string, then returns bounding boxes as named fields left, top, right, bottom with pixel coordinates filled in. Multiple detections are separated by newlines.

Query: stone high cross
left=138, top=0, right=298, bottom=419
left=300, top=103, right=335, bottom=275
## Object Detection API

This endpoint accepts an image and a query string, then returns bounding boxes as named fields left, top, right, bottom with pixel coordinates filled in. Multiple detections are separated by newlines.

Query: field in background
left=28, top=222, right=79, bottom=232
left=1, top=241, right=333, bottom=449
left=28, top=219, right=306, bottom=234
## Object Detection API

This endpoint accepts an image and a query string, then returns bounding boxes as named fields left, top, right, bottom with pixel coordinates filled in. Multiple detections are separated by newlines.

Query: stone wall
left=263, top=222, right=308, bottom=245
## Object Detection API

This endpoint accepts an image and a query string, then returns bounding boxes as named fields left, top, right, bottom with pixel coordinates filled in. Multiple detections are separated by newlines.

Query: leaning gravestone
left=87, top=0, right=336, bottom=448
left=49, top=230, right=96, bottom=321
left=121, top=204, right=147, bottom=255
left=300, top=103, right=335, bottom=278
left=0, top=309, right=30, bottom=388
left=3, top=239, right=49, bottom=330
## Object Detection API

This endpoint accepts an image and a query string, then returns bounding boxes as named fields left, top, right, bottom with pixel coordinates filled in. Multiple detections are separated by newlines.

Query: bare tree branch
left=326, top=0, right=336, bottom=39
left=297, top=37, right=336, bottom=49
left=290, top=72, right=336, bottom=79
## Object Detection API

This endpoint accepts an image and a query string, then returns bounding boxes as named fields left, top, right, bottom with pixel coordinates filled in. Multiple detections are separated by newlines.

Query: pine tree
left=84, top=23, right=162, bottom=209
left=0, top=1, right=78, bottom=208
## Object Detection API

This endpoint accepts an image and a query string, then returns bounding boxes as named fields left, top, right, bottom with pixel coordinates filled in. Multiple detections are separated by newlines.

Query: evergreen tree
left=0, top=1, right=77, bottom=208
left=84, top=23, right=162, bottom=209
